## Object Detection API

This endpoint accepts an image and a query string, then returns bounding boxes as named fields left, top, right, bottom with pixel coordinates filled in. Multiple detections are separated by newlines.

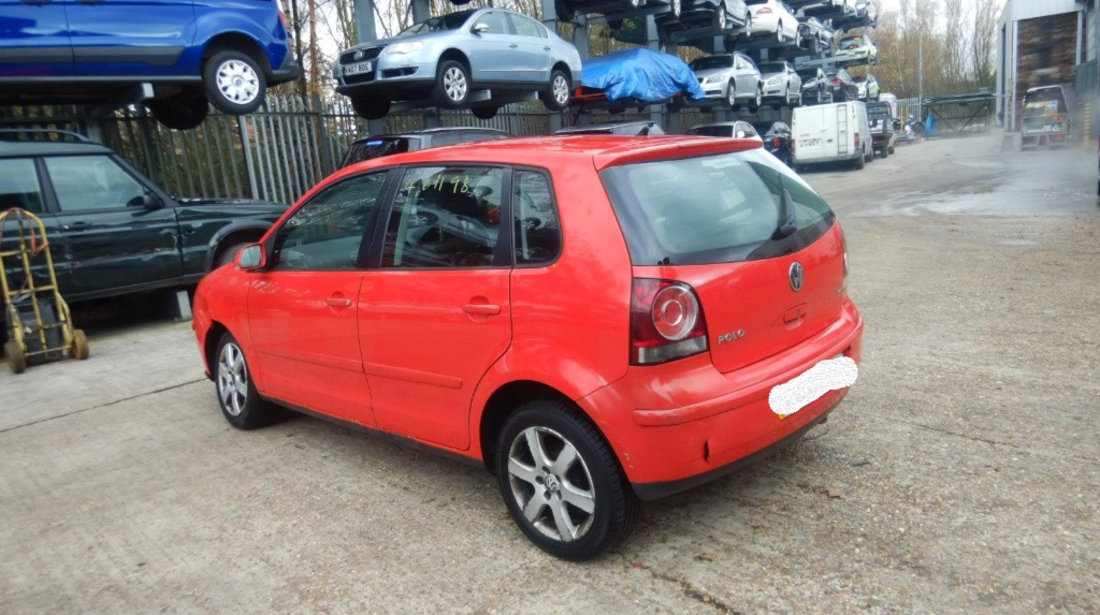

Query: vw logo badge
left=353, top=50, right=364, bottom=61
left=789, top=262, right=805, bottom=292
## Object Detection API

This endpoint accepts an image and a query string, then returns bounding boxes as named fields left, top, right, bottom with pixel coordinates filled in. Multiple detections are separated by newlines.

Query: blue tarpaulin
left=580, top=48, right=706, bottom=102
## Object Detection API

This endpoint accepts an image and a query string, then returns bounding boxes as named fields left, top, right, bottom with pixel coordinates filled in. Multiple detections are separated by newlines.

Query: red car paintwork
left=193, top=134, right=863, bottom=498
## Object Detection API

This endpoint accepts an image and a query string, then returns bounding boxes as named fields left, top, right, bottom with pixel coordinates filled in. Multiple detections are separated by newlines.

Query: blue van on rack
left=0, top=0, right=300, bottom=130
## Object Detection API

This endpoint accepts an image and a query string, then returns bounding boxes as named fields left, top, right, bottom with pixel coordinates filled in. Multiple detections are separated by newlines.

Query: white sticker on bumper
left=769, top=356, right=858, bottom=418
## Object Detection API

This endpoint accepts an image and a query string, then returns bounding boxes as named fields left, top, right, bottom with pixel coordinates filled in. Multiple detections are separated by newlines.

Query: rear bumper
left=580, top=300, right=863, bottom=499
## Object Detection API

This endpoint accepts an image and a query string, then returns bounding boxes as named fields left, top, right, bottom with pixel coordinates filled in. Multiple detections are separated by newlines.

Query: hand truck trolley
left=0, top=207, right=89, bottom=374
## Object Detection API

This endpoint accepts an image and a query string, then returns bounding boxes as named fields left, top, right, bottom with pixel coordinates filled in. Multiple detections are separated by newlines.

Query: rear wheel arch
left=203, top=33, right=272, bottom=76
left=479, top=381, right=578, bottom=473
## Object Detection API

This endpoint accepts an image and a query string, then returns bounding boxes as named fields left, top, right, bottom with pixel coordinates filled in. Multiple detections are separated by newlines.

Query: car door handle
left=510, top=43, right=518, bottom=49
left=62, top=222, right=89, bottom=230
left=326, top=296, right=352, bottom=308
left=462, top=303, right=501, bottom=316
left=543, top=46, right=551, bottom=51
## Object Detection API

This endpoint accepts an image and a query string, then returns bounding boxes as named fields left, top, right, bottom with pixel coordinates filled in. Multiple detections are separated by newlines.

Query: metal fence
left=1, top=95, right=728, bottom=203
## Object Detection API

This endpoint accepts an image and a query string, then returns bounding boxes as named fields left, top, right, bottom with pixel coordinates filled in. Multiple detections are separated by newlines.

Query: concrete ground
left=1, top=131, right=1097, bottom=614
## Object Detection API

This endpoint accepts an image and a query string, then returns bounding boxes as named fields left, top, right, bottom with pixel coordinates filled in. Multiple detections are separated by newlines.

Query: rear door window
left=0, top=159, right=44, bottom=213
left=382, top=166, right=506, bottom=268
left=600, top=149, right=835, bottom=265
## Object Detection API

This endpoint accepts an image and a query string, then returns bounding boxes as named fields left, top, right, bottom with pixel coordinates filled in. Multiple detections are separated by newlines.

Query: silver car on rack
left=333, top=8, right=582, bottom=120
left=689, top=52, right=762, bottom=111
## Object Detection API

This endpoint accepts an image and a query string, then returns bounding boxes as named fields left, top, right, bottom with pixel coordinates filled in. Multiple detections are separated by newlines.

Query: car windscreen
left=758, top=63, right=785, bottom=74
left=839, top=37, right=862, bottom=49
left=690, top=56, right=732, bottom=70
left=796, top=70, right=819, bottom=81
left=600, top=149, right=835, bottom=265
left=342, top=137, right=415, bottom=167
left=396, top=9, right=475, bottom=37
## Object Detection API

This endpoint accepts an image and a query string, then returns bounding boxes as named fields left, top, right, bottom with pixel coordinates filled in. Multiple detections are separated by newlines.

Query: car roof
left=351, top=127, right=511, bottom=143
left=0, top=138, right=113, bottom=158
left=332, top=135, right=762, bottom=178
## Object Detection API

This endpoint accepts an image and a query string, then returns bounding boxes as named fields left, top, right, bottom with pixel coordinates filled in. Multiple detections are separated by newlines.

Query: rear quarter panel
left=191, top=0, right=290, bottom=71
left=468, top=157, right=635, bottom=457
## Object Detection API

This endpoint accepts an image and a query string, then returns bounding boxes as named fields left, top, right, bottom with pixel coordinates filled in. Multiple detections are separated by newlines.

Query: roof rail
left=0, top=129, right=96, bottom=144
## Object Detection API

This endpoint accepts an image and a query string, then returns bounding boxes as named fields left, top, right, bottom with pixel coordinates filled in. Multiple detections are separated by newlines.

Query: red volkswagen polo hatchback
left=192, top=135, right=863, bottom=560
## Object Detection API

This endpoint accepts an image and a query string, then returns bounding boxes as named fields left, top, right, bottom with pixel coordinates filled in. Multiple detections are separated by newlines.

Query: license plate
left=343, top=61, right=372, bottom=76
left=768, top=356, right=858, bottom=418
left=801, top=138, right=821, bottom=147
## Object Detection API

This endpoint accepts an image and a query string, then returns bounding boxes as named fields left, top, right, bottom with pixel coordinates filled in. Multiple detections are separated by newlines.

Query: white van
left=791, top=101, right=873, bottom=170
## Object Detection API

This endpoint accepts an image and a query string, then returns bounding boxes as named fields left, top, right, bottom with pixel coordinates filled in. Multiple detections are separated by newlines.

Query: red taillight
left=772, top=136, right=781, bottom=148
left=790, top=139, right=796, bottom=153
left=831, top=78, right=842, bottom=84
left=757, top=7, right=773, bottom=13
left=630, top=279, right=708, bottom=365
left=854, top=132, right=860, bottom=147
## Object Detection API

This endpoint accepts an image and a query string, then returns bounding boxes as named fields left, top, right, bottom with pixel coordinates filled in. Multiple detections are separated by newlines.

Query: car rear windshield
left=867, top=103, right=890, bottom=119
left=342, top=137, right=416, bottom=166
left=839, top=37, right=862, bottom=49
left=1023, top=89, right=1067, bottom=114
left=600, top=149, right=835, bottom=265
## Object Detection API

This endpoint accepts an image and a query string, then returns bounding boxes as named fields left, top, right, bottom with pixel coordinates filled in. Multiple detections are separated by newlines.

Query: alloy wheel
left=506, top=425, right=596, bottom=543
left=217, top=341, right=249, bottom=417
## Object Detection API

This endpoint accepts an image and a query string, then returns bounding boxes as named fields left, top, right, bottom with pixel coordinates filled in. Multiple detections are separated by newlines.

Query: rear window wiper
left=772, top=175, right=797, bottom=240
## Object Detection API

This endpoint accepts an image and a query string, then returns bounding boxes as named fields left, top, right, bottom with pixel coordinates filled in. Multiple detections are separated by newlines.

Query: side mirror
left=237, top=243, right=266, bottom=270
left=141, top=193, right=163, bottom=210
left=472, top=22, right=490, bottom=34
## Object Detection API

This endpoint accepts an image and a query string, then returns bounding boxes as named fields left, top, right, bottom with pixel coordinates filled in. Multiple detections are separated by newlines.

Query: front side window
left=44, top=155, right=146, bottom=212
left=476, top=11, right=510, bottom=34
left=512, top=170, right=560, bottom=265
left=0, top=158, right=44, bottom=213
left=601, top=150, right=835, bottom=265
left=383, top=166, right=504, bottom=269
left=272, top=172, right=387, bottom=271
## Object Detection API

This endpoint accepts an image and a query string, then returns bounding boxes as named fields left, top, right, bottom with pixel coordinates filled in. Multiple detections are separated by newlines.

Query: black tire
left=148, top=91, right=209, bottom=131
left=434, top=59, right=471, bottom=109
left=4, top=340, right=25, bottom=374
left=541, top=68, right=571, bottom=111
left=351, top=96, right=390, bottom=120
left=496, top=400, right=640, bottom=561
left=853, top=152, right=865, bottom=170
left=879, top=146, right=888, bottom=159
left=472, top=105, right=499, bottom=120
left=726, top=80, right=737, bottom=108
left=749, top=86, right=761, bottom=112
left=215, top=241, right=251, bottom=268
left=203, top=50, right=267, bottom=115
left=714, top=2, right=727, bottom=32
left=214, top=332, right=278, bottom=429
left=888, top=143, right=895, bottom=154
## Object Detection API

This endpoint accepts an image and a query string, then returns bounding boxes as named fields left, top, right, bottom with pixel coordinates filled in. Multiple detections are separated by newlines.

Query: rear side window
left=512, top=170, right=560, bottom=265
left=600, top=149, right=835, bottom=265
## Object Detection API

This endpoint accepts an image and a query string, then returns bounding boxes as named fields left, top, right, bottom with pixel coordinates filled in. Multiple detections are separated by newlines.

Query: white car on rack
left=744, top=0, right=799, bottom=43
